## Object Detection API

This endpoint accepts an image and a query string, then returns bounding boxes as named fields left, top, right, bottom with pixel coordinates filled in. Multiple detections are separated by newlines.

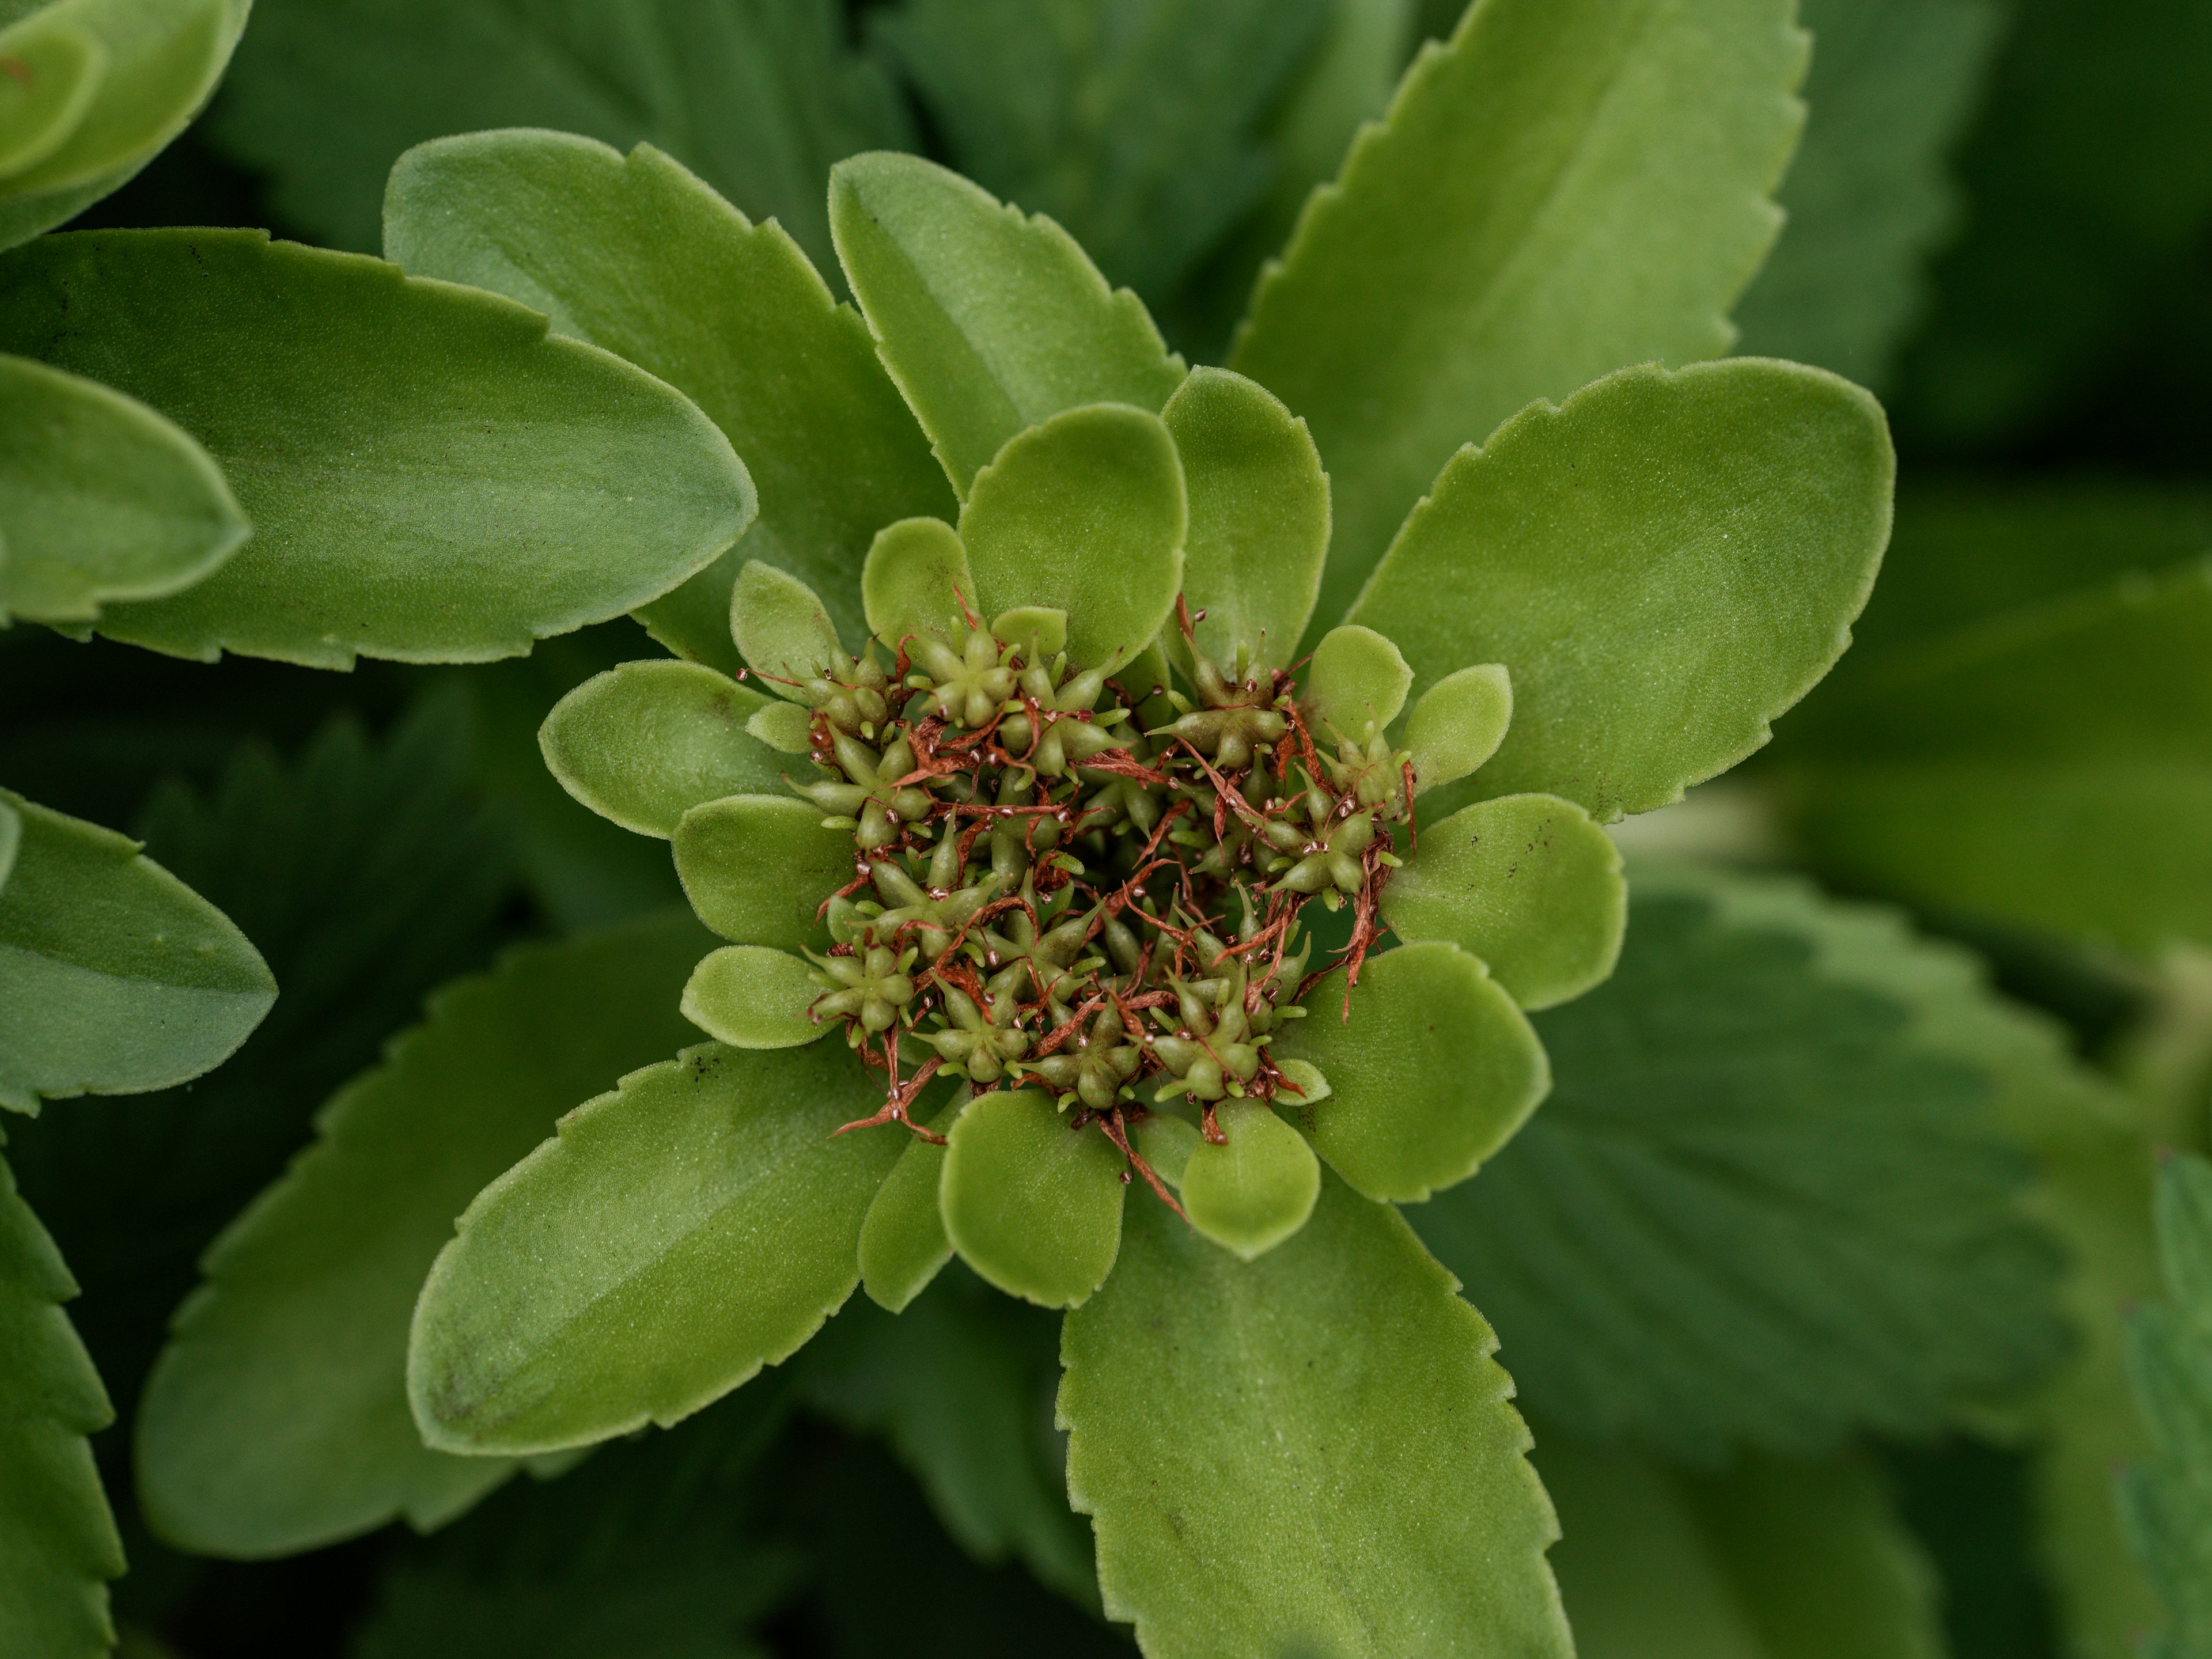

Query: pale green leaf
left=861, top=516, right=975, bottom=651
left=539, top=660, right=787, bottom=840
left=382, top=131, right=952, bottom=665
left=681, top=946, right=827, bottom=1050
left=829, top=150, right=1187, bottom=497
left=1062, top=1172, right=1571, bottom=1659
left=1180, top=1099, right=1320, bottom=1260
left=958, top=403, right=1186, bottom=669
left=857, top=1094, right=964, bottom=1315
left=1384, top=792, right=1626, bottom=1009
left=1540, top=1434, right=1945, bottom=1659
left=0, top=1145, right=122, bottom=1659
left=1404, top=663, right=1512, bottom=796
left=798, top=1266, right=1094, bottom=1604
left=672, top=795, right=850, bottom=953
left=1300, top=623, right=1409, bottom=743
left=0, top=789, right=274, bottom=1113
left=1732, top=0, right=2004, bottom=391
left=0, top=229, right=752, bottom=669
left=0, top=13, right=103, bottom=181
left=1160, top=366, right=1329, bottom=675
left=1131, top=1110, right=1200, bottom=1189
left=1274, top=940, right=1549, bottom=1203
left=0, top=0, right=248, bottom=251
left=1231, top=0, right=1809, bottom=630
left=134, top=914, right=712, bottom=1558
left=730, top=560, right=846, bottom=696
left=0, top=352, right=247, bottom=626
left=408, top=1040, right=903, bottom=1456
left=1412, top=863, right=2070, bottom=1461
left=744, top=699, right=812, bottom=756
left=938, top=1087, right=1124, bottom=1309
left=1351, top=359, right=1893, bottom=821
left=990, top=605, right=1065, bottom=665
left=211, top=0, right=910, bottom=272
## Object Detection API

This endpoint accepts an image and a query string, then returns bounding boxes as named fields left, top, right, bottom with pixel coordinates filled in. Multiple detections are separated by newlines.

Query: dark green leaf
left=1411, top=863, right=2070, bottom=1461
left=1062, top=1173, right=1571, bottom=1659
left=135, top=914, right=713, bottom=1558
left=0, top=229, right=752, bottom=668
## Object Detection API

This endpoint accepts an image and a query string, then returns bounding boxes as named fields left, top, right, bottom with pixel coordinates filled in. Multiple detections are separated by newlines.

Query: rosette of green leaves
left=350, top=7, right=1893, bottom=1622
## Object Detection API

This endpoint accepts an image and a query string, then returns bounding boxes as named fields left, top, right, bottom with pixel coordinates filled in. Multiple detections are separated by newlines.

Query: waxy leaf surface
left=540, top=660, right=787, bottom=840
left=0, top=1146, right=121, bottom=1659
left=1232, top=0, right=1808, bottom=629
left=0, top=351, right=246, bottom=625
left=409, top=1040, right=903, bottom=1455
left=1062, top=1174, right=1570, bottom=1659
left=958, top=403, right=1185, bottom=669
left=1277, top=940, right=1550, bottom=1203
left=0, top=230, right=752, bottom=668
left=672, top=795, right=850, bottom=954
left=830, top=151, right=1185, bottom=497
left=0, top=790, right=274, bottom=1113
left=940, top=1088, right=1125, bottom=1308
left=135, top=915, right=711, bottom=1556
left=384, top=131, right=952, bottom=664
left=1353, top=359, right=1892, bottom=820
left=1384, top=793, right=1626, bottom=1009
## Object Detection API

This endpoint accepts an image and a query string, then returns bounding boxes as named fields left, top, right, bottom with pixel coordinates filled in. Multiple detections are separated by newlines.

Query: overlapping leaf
left=1412, top=863, right=2071, bottom=1463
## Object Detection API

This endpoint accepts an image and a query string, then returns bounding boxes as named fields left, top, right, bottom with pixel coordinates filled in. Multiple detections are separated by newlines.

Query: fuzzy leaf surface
left=1061, top=1173, right=1570, bottom=1659
left=0, top=352, right=247, bottom=626
left=209, top=0, right=908, bottom=272
left=1232, top=0, right=1808, bottom=630
left=0, top=788, right=273, bottom=1113
left=957, top=403, right=1185, bottom=669
left=0, top=229, right=752, bottom=668
left=830, top=151, right=1185, bottom=497
left=1351, top=359, right=1892, bottom=821
left=681, top=946, right=824, bottom=1050
left=861, top=516, right=974, bottom=650
left=0, top=1146, right=122, bottom=1659
left=408, top=1041, right=902, bottom=1455
left=1180, top=1098, right=1320, bottom=1260
left=672, top=795, right=849, bottom=953
left=539, top=660, right=787, bottom=840
left=384, top=131, right=952, bottom=663
left=1411, top=865, right=2070, bottom=1461
left=134, top=915, right=711, bottom=1558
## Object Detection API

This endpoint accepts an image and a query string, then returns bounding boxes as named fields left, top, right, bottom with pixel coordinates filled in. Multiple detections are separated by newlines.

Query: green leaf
left=730, top=560, right=847, bottom=695
left=134, top=914, right=713, bottom=1558
left=1384, top=792, right=1627, bottom=1009
left=0, top=798, right=16, bottom=893
left=1180, top=1099, right=1320, bottom=1260
left=672, top=795, right=850, bottom=953
left=829, top=150, right=1187, bottom=497
left=857, top=1094, right=964, bottom=1315
left=681, top=946, right=827, bottom=1051
left=1411, top=863, right=2071, bottom=1462
left=0, top=12, right=103, bottom=180
left=1275, top=940, right=1549, bottom=1203
left=1777, top=559, right=2212, bottom=955
left=1159, top=366, right=1330, bottom=674
left=0, top=1145, right=123, bottom=1659
left=1731, top=0, right=2004, bottom=391
left=1404, top=663, right=1512, bottom=796
left=0, top=229, right=753, bottom=669
left=0, top=789, right=274, bottom=1113
left=408, top=1040, right=903, bottom=1456
left=539, top=660, right=787, bottom=841
left=1300, top=623, right=1410, bottom=743
left=1062, top=1172, right=1571, bottom=1659
left=871, top=0, right=1337, bottom=308
left=798, top=1267, right=1094, bottom=1604
left=862, top=515, right=976, bottom=650
left=382, top=131, right=952, bottom=666
left=209, top=0, right=909, bottom=271
left=1230, top=0, right=1809, bottom=631
left=938, top=1087, right=1124, bottom=1309
left=2118, top=1150, right=2212, bottom=1658
left=956, top=403, right=1187, bottom=670
left=1539, top=1433, right=1946, bottom=1659
left=0, top=352, right=248, bottom=626
left=0, top=0, right=248, bottom=251
left=1351, top=359, right=1893, bottom=821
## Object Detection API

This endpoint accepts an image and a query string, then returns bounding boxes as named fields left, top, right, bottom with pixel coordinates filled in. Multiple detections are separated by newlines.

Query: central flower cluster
left=783, top=605, right=1415, bottom=1190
